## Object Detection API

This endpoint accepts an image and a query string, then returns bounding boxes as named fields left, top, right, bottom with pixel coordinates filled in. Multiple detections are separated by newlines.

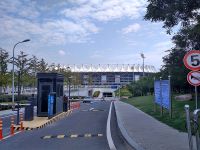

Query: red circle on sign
left=183, top=50, right=200, bottom=71
left=187, top=71, right=200, bottom=86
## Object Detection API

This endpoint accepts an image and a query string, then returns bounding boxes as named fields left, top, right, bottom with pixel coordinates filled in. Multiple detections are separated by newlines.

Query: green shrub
left=93, top=91, right=100, bottom=97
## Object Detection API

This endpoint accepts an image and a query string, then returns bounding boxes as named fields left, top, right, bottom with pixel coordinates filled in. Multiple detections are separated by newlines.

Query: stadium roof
left=51, top=64, right=157, bottom=73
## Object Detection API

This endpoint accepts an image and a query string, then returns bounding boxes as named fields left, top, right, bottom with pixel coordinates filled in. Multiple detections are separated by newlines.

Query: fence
left=185, top=104, right=200, bottom=150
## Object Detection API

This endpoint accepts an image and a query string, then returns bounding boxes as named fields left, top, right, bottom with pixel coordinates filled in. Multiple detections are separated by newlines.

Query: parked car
left=83, top=96, right=93, bottom=103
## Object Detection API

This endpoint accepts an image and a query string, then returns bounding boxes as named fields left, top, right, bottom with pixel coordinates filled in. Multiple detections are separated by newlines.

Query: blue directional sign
left=154, top=80, right=170, bottom=110
left=154, top=80, right=161, bottom=105
left=161, top=80, right=170, bottom=109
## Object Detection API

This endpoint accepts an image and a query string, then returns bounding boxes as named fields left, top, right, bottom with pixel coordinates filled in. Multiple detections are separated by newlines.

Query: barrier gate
left=185, top=105, right=200, bottom=150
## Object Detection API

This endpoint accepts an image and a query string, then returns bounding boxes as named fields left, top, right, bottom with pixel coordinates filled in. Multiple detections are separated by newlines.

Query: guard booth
left=37, top=73, right=64, bottom=117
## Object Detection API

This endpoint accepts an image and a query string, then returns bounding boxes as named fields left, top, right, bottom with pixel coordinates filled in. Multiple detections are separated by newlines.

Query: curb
left=14, top=110, right=72, bottom=131
left=114, top=102, right=144, bottom=150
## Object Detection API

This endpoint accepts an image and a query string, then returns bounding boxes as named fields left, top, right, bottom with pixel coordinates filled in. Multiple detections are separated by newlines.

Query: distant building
left=62, top=64, right=156, bottom=86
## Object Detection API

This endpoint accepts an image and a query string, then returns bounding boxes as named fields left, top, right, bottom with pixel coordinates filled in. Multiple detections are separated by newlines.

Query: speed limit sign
left=183, top=50, right=200, bottom=71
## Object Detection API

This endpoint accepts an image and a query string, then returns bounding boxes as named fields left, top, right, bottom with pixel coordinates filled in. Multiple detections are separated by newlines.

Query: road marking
left=81, top=110, right=88, bottom=111
left=70, top=134, right=78, bottom=138
left=43, top=135, right=52, bottom=139
left=84, top=134, right=91, bottom=137
left=89, top=108, right=94, bottom=111
left=2, top=131, right=21, bottom=140
left=57, top=135, right=65, bottom=138
left=98, top=134, right=103, bottom=137
left=106, top=102, right=117, bottom=150
left=81, top=109, right=104, bottom=112
left=41, top=133, right=103, bottom=139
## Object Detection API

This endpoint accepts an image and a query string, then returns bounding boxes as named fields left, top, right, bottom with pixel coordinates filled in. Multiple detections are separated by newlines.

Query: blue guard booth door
left=48, top=92, right=55, bottom=118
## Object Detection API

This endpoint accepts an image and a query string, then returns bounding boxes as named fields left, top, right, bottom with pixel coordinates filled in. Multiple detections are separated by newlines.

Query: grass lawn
left=122, top=95, right=196, bottom=132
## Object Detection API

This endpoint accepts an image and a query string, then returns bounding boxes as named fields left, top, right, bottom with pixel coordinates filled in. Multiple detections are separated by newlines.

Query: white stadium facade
left=57, top=64, right=156, bottom=86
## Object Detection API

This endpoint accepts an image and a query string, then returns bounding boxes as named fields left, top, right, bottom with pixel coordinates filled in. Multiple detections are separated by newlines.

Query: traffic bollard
left=10, top=116, right=15, bottom=136
left=0, top=119, right=3, bottom=140
left=20, top=113, right=24, bottom=131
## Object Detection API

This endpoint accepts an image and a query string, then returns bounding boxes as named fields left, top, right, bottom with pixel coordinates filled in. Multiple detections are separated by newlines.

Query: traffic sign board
left=183, top=50, right=200, bottom=71
left=187, top=71, right=200, bottom=86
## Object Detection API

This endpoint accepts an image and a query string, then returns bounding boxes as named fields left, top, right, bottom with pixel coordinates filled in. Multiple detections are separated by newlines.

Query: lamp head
left=140, top=53, right=145, bottom=59
left=22, top=39, right=30, bottom=43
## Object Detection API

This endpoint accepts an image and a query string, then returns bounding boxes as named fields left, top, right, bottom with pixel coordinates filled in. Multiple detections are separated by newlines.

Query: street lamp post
left=12, top=39, right=30, bottom=107
left=140, top=53, right=145, bottom=77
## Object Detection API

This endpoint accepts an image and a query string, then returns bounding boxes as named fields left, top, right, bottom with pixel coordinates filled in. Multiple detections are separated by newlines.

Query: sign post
left=168, top=75, right=172, bottom=118
left=183, top=50, right=200, bottom=109
left=187, top=71, right=200, bottom=109
left=160, top=77, right=163, bottom=116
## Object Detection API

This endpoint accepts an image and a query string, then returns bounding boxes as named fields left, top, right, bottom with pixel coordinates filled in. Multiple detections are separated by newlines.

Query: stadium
left=63, top=64, right=156, bottom=86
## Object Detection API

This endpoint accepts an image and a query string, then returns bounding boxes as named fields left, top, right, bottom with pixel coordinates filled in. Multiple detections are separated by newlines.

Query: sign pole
left=195, top=86, right=198, bottom=109
left=153, top=77, right=156, bottom=112
left=168, top=75, right=172, bottom=118
left=160, top=77, right=163, bottom=116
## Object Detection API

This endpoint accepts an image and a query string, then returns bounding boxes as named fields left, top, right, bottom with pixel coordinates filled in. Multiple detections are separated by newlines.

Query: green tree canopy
left=145, top=0, right=200, bottom=93
left=144, top=0, right=200, bottom=32
left=0, top=48, right=9, bottom=92
left=38, top=58, right=48, bottom=72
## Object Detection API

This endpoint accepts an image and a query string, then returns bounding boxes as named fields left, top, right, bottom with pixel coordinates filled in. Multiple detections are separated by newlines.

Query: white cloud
left=62, top=0, right=145, bottom=21
left=59, top=50, right=66, bottom=56
left=122, top=23, right=141, bottom=34
left=154, top=41, right=173, bottom=50
left=144, top=41, right=174, bottom=69
left=0, top=0, right=101, bottom=45
left=0, top=14, right=99, bottom=44
left=0, top=0, right=146, bottom=45
left=102, top=41, right=174, bottom=70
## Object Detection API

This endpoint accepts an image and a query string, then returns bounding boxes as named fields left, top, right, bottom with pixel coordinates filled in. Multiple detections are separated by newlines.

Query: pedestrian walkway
left=114, top=101, right=191, bottom=150
left=14, top=110, right=72, bottom=130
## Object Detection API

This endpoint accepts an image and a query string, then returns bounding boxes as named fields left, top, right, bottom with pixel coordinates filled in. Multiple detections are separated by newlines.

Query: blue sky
left=0, top=0, right=175, bottom=70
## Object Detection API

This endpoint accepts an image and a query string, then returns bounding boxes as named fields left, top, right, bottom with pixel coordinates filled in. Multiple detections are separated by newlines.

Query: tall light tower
left=140, top=53, right=145, bottom=77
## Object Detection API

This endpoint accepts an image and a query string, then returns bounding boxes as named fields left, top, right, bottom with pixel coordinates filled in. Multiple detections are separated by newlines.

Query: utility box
left=37, top=73, right=64, bottom=117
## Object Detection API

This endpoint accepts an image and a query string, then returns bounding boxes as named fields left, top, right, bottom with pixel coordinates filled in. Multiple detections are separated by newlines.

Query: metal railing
left=185, top=104, right=200, bottom=150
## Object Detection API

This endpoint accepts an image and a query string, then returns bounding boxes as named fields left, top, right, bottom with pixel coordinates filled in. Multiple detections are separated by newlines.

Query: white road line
left=2, top=131, right=21, bottom=140
left=106, top=102, right=116, bottom=150
left=89, top=108, right=94, bottom=111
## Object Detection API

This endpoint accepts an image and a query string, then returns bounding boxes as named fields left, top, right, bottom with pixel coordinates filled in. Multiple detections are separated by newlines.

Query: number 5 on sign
left=183, top=50, right=200, bottom=71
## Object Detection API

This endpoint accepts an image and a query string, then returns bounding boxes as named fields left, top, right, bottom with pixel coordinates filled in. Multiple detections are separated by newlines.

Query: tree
left=29, top=55, right=40, bottom=89
left=172, top=24, right=200, bottom=50
left=38, top=58, right=48, bottom=72
left=0, top=48, right=9, bottom=93
left=127, top=76, right=154, bottom=97
left=15, top=51, right=31, bottom=95
left=144, top=0, right=200, bottom=33
left=145, top=0, right=200, bottom=94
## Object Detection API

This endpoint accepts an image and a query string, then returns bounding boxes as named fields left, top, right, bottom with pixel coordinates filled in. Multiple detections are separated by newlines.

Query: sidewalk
left=114, top=101, right=191, bottom=150
left=14, top=110, right=72, bottom=130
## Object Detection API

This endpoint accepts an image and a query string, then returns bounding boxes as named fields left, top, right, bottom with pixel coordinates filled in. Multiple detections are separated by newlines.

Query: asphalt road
left=0, top=100, right=130, bottom=150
